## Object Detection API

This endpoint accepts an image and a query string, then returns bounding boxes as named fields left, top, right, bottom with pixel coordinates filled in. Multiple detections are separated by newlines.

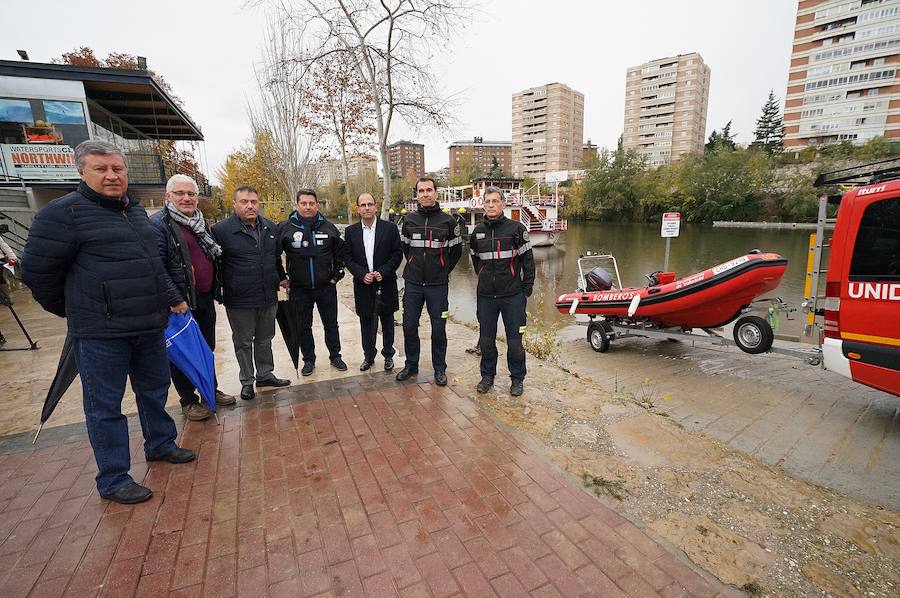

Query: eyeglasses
left=170, top=190, right=198, bottom=198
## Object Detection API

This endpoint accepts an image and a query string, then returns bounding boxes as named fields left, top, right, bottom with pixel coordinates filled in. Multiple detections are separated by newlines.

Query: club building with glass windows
left=0, top=59, right=205, bottom=254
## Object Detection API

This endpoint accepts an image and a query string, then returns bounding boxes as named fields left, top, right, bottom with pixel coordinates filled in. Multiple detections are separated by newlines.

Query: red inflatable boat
left=555, top=252, right=789, bottom=329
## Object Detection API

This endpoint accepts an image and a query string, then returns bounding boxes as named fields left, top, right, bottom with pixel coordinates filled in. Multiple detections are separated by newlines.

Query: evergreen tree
left=752, top=90, right=784, bottom=154
left=705, top=121, right=737, bottom=153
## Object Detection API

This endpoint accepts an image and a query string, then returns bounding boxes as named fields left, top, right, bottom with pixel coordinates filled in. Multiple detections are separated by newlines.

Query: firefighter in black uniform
left=278, top=188, right=347, bottom=376
left=396, top=177, right=462, bottom=385
left=469, top=186, right=535, bottom=396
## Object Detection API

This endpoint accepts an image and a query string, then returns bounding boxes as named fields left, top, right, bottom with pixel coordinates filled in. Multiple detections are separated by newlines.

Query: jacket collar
left=227, top=212, right=267, bottom=233
left=417, top=202, right=441, bottom=215
left=78, top=181, right=131, bottom=211
left=484, top=214, right=507, bottom=228
left=289, top=210, right=325, bottom=229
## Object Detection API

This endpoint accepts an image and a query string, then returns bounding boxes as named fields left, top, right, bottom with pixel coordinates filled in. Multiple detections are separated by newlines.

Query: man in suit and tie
left=344, top=193, right=403, bottom=371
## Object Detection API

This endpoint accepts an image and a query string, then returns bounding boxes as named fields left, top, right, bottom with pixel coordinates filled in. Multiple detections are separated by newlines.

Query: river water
left=445, top=222, right=815, bottom=340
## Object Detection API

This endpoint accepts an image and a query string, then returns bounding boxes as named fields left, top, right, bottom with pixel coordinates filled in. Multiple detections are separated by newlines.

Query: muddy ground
left=459, top=342, right=899, bottom=597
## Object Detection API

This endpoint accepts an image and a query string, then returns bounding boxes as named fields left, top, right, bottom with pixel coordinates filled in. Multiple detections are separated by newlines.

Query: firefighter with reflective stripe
left=396, top=176, right=462, bottom=386
left=469, top=185, right=535, bottom=397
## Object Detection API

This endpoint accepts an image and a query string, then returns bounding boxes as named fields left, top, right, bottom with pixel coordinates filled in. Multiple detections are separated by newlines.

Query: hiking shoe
left=476, top=377, right=494, bottom=394
left=510, top=381, right=524, bottom=397
left=215, top=390, right=236, bottom=406
left=101, top=482, right=152, bottom=504
left=181, top=403, right=211, bottom=421
left=301, top=362, right=315, bottom=376
left=331, top=358, right=348, bottom=371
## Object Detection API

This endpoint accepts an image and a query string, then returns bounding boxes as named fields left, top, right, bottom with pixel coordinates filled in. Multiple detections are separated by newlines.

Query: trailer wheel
left=733, top=316, right=774, bottom=354
left=588, top=324, right=610, bottom=353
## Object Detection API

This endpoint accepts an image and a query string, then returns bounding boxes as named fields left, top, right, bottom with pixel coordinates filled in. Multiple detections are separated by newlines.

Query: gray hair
left=74, top=140, right=126, bottom=173
left=166, top=174, right=199, bottom=193
left=483, top=186, right=505, bottom=201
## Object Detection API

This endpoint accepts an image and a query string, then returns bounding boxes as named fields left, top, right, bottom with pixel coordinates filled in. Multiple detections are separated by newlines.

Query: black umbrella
left=276, top=299, right=301, bottom=373
left=34, top=334, right=78, bottom=443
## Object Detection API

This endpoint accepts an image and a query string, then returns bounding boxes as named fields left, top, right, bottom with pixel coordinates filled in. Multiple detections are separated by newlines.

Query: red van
left=815, top=162, right=900, bottom=396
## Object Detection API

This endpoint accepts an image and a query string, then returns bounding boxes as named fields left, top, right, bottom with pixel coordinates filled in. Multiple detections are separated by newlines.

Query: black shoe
left=101, top=482, right=153, bottom=504
left=434, top=371, right=448, bottom=386
left=476, top=376, right=494, bottom=394
left=510, top=381, right=524, bottom=397
left=240, top=385, right=255, bottom=401
left=360, top=359, right=373, bottom=371
left=395, top=366, right=418, bottom=381
left=256, top=376, right=290, bottom=388
left=146, top=447, right=196, bottom=464
left=384, top=357, right=394, bottom=371
left=301, top=362, right=315, bottom=376
left=331, top=358, right=348, bottom=371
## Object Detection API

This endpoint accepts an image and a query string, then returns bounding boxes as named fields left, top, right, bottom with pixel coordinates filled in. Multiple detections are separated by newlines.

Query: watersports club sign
left=1, top=144, right=79, bottom=181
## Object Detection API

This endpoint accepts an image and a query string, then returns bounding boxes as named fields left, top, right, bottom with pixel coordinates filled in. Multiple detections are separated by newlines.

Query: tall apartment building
left=310, top=154, right=377, bottom=188
left=387, top=140, right=425, bottom=179
left=622, top=53, right=711, bottom=167
left=511, top=83, right=584, bottom=180
left=448, top=137, right=512, bottom=176
left=784, top=0, right=900, bottom=149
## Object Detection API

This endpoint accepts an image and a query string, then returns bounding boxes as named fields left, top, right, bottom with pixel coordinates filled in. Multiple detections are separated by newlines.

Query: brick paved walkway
left=0, top=376, right=723, bottom=597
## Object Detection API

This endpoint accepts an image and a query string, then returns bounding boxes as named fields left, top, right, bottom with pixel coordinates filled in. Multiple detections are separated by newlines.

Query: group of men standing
left=19, top=139, right=535, bottom=505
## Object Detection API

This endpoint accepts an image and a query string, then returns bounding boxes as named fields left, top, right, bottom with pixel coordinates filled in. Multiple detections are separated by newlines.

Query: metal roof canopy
left=0, top=60, right=203, bottom=141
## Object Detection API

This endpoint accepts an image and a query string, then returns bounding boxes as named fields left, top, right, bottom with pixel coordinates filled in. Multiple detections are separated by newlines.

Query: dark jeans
left=360, top=311, right=396, bottom=361
left=478, top=292, right=527, bottom=383
left=74, top=332, right=178, bottom=496
left=402, top=282, right=448, bottom=373
left=172, top=291, right=218, bottom=406
left=294, top=284, right=341, bottom=364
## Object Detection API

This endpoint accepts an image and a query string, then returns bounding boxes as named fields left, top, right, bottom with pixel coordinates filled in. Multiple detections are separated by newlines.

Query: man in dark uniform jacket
left=277, top=188, right=346, bottom=376
left=469, top=186, right=535, bottom=397
left=22, top=140, right=195, bottom=505
left=396, top=177, right=462, bottom=386
left=344, top=193, right=403, bottom=371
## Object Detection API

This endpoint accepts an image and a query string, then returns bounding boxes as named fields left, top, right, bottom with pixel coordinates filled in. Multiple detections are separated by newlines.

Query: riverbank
left=712, top=221, right=834, bottom=230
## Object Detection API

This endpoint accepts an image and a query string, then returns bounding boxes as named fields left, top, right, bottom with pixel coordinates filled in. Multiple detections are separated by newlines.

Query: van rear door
left=841, top=195, right=900, bottom=395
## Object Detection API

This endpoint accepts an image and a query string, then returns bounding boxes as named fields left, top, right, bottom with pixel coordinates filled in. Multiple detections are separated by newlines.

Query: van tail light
left=823, top=281, right=841, bottom=339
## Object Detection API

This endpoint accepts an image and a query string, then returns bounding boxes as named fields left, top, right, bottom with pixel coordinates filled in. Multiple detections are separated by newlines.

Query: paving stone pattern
left=0, top=377, right=723, bottom=597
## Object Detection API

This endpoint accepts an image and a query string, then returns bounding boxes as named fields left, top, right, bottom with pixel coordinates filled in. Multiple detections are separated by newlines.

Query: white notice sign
left=661, top=212, right=681, bottom=238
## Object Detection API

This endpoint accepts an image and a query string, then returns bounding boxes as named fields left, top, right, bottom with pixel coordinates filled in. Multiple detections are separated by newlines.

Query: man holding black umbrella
left=150, top=174, right=236, bottom=421
left=344, top=193, right=403, bottom=371
left=22, top=140, right=195, bottom=505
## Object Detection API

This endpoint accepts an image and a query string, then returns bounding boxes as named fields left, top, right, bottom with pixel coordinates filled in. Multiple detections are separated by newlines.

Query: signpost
left=660, top=212, right=681, bottom=272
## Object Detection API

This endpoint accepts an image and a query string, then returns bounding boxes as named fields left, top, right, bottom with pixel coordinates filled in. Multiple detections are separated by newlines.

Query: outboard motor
left=585, top=266, right=614, bottom=291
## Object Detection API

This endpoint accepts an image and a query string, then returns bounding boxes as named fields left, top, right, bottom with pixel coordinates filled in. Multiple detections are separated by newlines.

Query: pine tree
left=752, top=90, right=784, bottom=154
left=705, top=121, right=737, bottom=153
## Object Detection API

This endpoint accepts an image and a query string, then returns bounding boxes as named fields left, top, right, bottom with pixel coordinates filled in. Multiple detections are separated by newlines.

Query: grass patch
left=582, top=474, right=628, bottom=501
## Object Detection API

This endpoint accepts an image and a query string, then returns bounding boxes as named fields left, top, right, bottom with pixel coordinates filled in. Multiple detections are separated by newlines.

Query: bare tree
left=307, top=50, right=376, bottom=220
left=261, top=0, right=469, bottom=218
left=248, top=17, right=318, bottom=203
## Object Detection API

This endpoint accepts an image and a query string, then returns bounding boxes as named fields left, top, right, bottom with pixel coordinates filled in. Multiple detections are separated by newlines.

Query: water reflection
left=447, top=222, right=815, bottom=338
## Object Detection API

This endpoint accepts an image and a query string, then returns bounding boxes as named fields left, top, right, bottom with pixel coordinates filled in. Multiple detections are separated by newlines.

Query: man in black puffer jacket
left=277, top=188, right=346, bottom=376
left=22, top=140, right=195, bottom=505
left=212, top=186, right=290, bottom=401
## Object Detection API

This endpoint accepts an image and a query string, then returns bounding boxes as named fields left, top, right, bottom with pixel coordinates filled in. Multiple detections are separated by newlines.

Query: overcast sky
left=2, top=0, right=797, bottom=182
